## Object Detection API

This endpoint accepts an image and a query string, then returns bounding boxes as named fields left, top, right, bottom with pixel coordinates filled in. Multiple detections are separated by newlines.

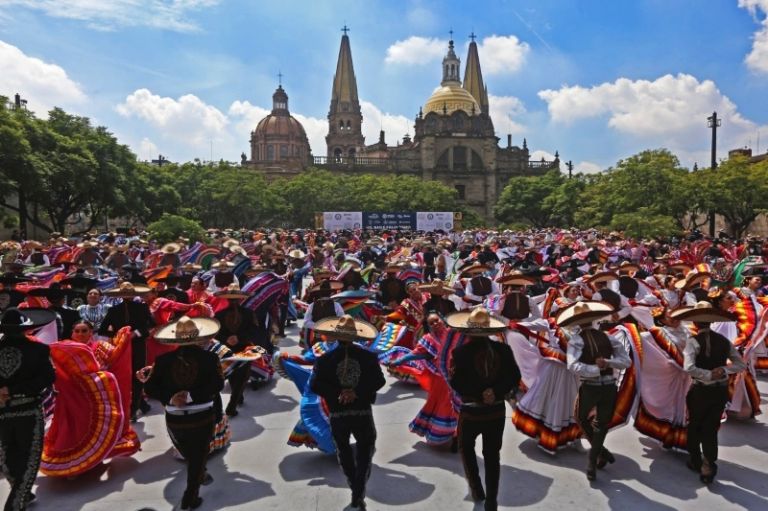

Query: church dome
left=423, top=84, right=480, bottom=116
left=250, top=85, right=311, bottom=168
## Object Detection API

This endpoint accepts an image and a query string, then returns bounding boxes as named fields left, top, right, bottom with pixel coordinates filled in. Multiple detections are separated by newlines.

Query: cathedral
left=246, top=30, right=559, bottom=220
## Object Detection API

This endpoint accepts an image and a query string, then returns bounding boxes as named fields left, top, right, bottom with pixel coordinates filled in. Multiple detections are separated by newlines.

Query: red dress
left=41, top=327, right=139, bottom=477
left=408, top=332, right=458, bottom=445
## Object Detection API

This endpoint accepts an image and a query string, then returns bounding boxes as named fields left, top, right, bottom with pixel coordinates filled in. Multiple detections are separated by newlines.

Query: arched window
left=453, top=146, right=467, bottom=170
left=348, top=148, right=356, bottom=158
left=339, top=120, right=344, bottom=130
left=455, top=185, right=466, bottom=200
left=334, top=148, right=342, bottom=163
left=280, top=144, right=288, bottom=158
left=267, top=144, right=275, bottom=161
left=346, top=120, right=351, bottom=130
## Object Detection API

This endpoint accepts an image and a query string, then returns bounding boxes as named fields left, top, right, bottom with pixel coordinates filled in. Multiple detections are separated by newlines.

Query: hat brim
left=0, top=307, right=57, bottom=333
left=154, top=317, right=221, bottom=345
left=445, top=311, right=508, bottom=334
left=555, top=301, right=615, bottom=327
left=587, top=272, right=618, bottom=285
left=497, top=274, right=536, bottom=286
left=104, top=285, right=152, bottom=298
left=418, top=284, right=455, bottom=296
left=669, top=307, right=736, bottom=323
left=313, top=317, right=378, bottom=341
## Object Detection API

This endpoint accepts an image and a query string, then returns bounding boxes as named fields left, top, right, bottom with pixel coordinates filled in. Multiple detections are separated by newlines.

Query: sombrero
left=288, top=249, right=306, bottom=260
left=445, top=308, right=507, bottom=335
left=160, top=243, right=181, bottom=254
left=496, top=271, right=536, bottom=286
left=308, top=280, right=344, bottom=296
left=215, top=283, right=251, bottom=300
left=0, top=307, right=57, bottom=334
left=314, top=314, right=378, bottom=342
left=674, top=271, right=711, bottom=290
left=587, top=271, right=618, bottom=286
left=104, top=281, right=152, bottom=298
left=458, top=262, right=487, bottom=278
left=418, top=279, right=454, bottom=296
left=211, top=260, right=235, bottom=270
left=222, top=239, right=240, bottom=249
left=154, top=316, right=221, bottom=345
left=179, top=263, right=203, bottom=273
left=555, top=300, right=615, bottom=327
left=669, top=301, right=736, bottom=323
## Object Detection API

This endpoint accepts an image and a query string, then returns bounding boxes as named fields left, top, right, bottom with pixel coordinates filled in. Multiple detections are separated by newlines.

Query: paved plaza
left=2, top=324, right=767, bottom=511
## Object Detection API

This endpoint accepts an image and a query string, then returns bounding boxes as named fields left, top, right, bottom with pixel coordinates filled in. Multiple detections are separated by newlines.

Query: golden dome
left=424, top=84, right=480, bottom=116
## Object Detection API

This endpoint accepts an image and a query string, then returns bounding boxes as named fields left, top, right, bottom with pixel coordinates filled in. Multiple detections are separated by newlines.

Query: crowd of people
left=0, top=226, right=765, bottom=510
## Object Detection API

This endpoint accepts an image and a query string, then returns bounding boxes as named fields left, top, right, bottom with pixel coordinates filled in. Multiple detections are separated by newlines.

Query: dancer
left=144, top=316, right=224, bottom=510
left=447, top=308, right=520, bottom=511
left=0, top=308, right=56, bottom=511
left=561, top=301, right=631, bottom=481
left=310, top=315, right=385, bottom=510
left=677, top=302, right=747, bottom=484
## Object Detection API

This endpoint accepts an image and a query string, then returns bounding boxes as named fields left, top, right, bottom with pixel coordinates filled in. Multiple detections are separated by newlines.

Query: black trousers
left=458, top=404, right=506, bottom=505
left=0, top=405, right=44, bottom=511
left=576, top=383, right=617, bottom=464
left=686, top=384, right=728, bottom=466
left=166, top=409, right=216, bottom=498
left=330, top=413, right=377, bottom=502
left=226, top=364, right=250, bottom=413
left=423, top=266, right=436, bottom=282
left=131, top=336, right=147, bottom=415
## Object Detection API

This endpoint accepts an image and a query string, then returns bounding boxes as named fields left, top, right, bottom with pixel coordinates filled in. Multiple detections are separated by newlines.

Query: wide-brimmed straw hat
left=497, top=271, right=536, bottom=286
left=179, top=263, right=202, bottom=273
left=418, top=279, right=454, bottom=296
left=674, top=271, right=711, bottom=290
left=445, top=308, right=507, bottom=335
left=288, top=249, right=306, bottom=260
left=669, top=301, right=736, bottom=323
left=587, top=271, right=618, bottom=286
left=214, top=283, right=250, bottom=300
left=161, top=243, right=181, bottom=254
left=0, top=307, right=57, bottom=333
left=154, top=316, right=221, bottom=345
left=211, top=260, right=235, bottom=270
left=308, top=280, right=344, bottom=296
left=314, top=314, right=378, bottom=342
left=104, top=281, right=152, bottom=298
left=555, top=300, right=615, bottom=327
left=458, top=262, right=487, bottom=278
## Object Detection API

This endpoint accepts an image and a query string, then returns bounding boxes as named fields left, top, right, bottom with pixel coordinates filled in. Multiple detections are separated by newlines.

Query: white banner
left=416, top=212, right=454, bottom=231
left=323, top=211, right=363, bottom=230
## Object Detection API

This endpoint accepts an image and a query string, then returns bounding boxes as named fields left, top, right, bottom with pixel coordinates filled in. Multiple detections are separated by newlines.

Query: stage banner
left=322, top=212, right=363, bottom=230
left=362, top=212, right=416, bottom=230
left=416, top=212, right=454, bottom=231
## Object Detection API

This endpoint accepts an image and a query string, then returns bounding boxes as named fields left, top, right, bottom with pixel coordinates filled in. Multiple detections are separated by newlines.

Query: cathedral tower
left=463, top=34, right=489, bottom=115
left=326, top=27, right=364, bottom=160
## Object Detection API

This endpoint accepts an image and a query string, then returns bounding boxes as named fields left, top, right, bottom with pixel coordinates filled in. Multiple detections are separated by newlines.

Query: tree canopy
left=4, top=101, right=767, bottom=236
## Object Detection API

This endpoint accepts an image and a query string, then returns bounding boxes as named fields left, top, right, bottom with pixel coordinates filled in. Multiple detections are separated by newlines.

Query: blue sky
left=1, top=0, right=767, bottom=173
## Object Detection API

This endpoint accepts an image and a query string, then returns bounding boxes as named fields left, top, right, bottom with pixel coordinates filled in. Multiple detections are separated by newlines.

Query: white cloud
left=117, top=88, right=228, bottom=147
left=530, top=149, right=556, bottom=161
left=477, top=35, right=529, bottom=75
left=0, top=40, right=86, bottom=114
left=740, top=0, right=768, bottom=73
left=488, top=94, right=526, bottom=136
left=575, top=161, right=602, bottom=174
left=361, top=101, right=413, bottom=146
left=385, top=36, right=445, bottom=65
left=538, top=73, right=768, bottom=167
left=385, top=34, right=529, bottom=75
left=0, top=0, right=219, bottom=32
left=138, top=137, right=159, bottom=161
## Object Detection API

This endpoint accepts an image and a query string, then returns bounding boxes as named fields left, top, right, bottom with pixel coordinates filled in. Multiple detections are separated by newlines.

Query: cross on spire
left=469, top=31, right=476, bottom=42
left=449, top=28, right=454, bottom=40
left=278, top=71, right=283, bottom=86
left=341, top=25, right=350, bottom=36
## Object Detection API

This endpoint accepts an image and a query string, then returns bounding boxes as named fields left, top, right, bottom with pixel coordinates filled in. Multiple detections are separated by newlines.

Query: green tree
left=702, top=156, right=768, bottom=237
left=494, top=169, right=568, bottom=227
left=147, top=213, right=206, bottom=244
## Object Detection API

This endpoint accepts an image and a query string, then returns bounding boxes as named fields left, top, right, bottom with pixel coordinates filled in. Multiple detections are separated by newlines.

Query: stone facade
left=247, top=31, right=560, bottom=221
